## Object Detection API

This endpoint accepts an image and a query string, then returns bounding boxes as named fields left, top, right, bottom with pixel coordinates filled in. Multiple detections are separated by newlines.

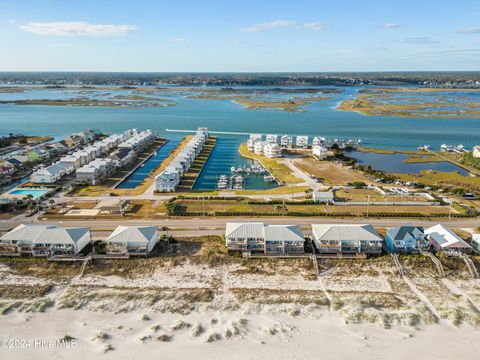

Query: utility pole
left=366, top=195, right=370, bottom=218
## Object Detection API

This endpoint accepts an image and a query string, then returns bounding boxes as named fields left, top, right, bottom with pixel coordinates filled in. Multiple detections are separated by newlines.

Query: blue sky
left=1, top=0, right=480, bottom=71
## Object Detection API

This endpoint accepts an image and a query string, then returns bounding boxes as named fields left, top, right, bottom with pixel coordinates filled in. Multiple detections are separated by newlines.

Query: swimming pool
left=8, top=188, right=50, bottom=199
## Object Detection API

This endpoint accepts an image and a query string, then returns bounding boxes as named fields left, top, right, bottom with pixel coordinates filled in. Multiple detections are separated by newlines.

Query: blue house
left=385, top=226, right=427, bottom=253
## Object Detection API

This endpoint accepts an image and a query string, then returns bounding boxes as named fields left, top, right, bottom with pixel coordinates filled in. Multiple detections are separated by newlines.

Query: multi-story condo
left=266, top=134, right=278, bottom=144
left=263, top=143, right=282, bottom=158
left=473, top=145, right=480, bottom=158
left=312, top=145, right=328, bottom=160
left=154, top=128, right=208, bottom=192
left=247, top=134, right=263, bottom=151
left=296, top=136, right=309, bottom=148
left=280, top=135, right=293, bottom=148
left=254, top=141, right=266, bottom=155
left=225, top=222, right=305, bottom=255
left=311, top=224, right=383, bottom=256
left=385, top=226, right=427, bottom=253
left=31, top=162, right=72, bottom=184
left=154, top=167, right=181, bottom=192
left=312, top=136, right=325, bottom=147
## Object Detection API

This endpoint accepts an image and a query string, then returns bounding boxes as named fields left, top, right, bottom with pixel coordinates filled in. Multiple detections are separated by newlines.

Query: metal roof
left=0, top=224, right=89, bottom=245
left=106, top=226, right=157, bottom=244
left=424, top=224, right=471, bottom=249
left=225, top=222, right=305, bottom=242
left=386, top=225, right=424, bottom=241
left=312, top=224, right=382, bottom=241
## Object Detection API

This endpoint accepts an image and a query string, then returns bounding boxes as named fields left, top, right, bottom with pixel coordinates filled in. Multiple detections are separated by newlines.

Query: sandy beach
left=1, top=309, right=479, bottom=360
left=0, top=239, right=479, bottom=359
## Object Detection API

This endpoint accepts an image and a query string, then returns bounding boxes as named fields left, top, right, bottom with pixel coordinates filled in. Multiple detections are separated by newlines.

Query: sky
left=0, top=0, right=480, bottom=72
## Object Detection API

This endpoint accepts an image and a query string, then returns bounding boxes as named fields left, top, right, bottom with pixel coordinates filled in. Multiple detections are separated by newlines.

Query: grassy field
left=334, top=188, right=428, bottom=202
left=238, top=144, right=303, bottom=184
left=394, top=170, right=480, bottom=193
left=175, top=198, right=455, bottom=217
left=236, top=185, right=310, bottom=196
left=291, top=158, right=371, bottom=185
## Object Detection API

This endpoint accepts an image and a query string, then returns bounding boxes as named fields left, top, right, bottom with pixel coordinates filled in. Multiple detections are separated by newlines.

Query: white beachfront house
left=424, top=224, right=473, bottom=253
left=312, top=145, right=328, bottom=160
left=473, top=145, right=480, bottom=158
left=106, top=226, right=158, bottom=256
left=225, top=222, right=305, bottom=255
left=263, top=143, right=282, bottom=158
left=0, top=224, right=90, bottom=256
left=155, top=167, right=180, bottom=192
left=280, top=135, right=293, bottom=148
left=311, top=224, right=383, bottom=256
left=58, top=155, right=82, bottom=169
left=247, top=134, right=262, bottom=151
left=296, top=135, right=309, bottom=148
left=266, top=134, right=278, bottom=144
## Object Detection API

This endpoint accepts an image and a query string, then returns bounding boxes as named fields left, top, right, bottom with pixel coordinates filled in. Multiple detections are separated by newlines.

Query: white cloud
left=303, top=22, right=326, bottom=31
left=241, top=19, right=296, bottom=32
left=400, top=37, right=440, bottom=44
left=384, top=23, right=401, bottom=29
left=459, top=27, right=480, bottom=34
left=20, top=21, right=137, bottom=36
left=169, top=38, right=186, bottom=43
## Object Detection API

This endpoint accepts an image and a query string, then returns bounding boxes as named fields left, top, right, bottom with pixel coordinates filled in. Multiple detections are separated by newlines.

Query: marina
left=115, top=140, right=179, bottom=189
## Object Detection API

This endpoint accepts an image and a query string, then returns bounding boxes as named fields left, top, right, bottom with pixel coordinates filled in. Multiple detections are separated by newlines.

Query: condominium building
left=280, top=135, right=293, bottom=148
left=296, top=135, right=308, bottom=148
left=312, top=145, right=328, bottom=160
left=311, top=224, right=384, bottom=256
left=225, top=222, right=305, bottom=255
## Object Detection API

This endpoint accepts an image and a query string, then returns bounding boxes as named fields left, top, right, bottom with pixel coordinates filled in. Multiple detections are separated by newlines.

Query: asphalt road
left=1, top=215, right=479, bottom=234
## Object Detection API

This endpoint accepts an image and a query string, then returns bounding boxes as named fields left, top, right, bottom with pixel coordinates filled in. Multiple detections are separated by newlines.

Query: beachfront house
left=0, top=224, right=90, bottom=257
left=473, top=145, right=480, bottom=158
left=472, top=234, right=480, bottom=253
left=312, top=145, right=328, bottom=160
left=58, top=155, right=81, bottom=169
left=266, top=134, right=278, bottom=144
left=280, top=135, right=293, bottom=148
left=385, top=226, right=427, bottom=253
left=311, top=224, right=384, bottom=256
left=424, top=224, right=473, bottom=253
left=155, top=167, right=180, bottom=192
left=296, top=136, right=309, bottom=148
left=225, top=222, right=305, bottom=255
left=106, top=226, right=158, bottom=256
left=247, top=134, right=262, bottom=151
left=312, top=190, right=334, bottom=203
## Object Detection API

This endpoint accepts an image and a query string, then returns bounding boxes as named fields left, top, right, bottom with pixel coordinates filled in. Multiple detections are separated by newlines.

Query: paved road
left=1, top=215, right=479, bottom=233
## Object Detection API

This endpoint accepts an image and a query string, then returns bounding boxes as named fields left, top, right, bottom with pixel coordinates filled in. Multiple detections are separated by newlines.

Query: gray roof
left=106, top=226, right=157, bottom=244
left=225, top=222, right=305, bottom=242
left=387, top=225, right=424, bottom=241
left=312, top=224, right=382, bottom=241
left=0, top=224, right=89, bottom=245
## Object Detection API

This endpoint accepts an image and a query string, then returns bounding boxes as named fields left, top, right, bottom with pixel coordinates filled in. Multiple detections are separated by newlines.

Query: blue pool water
left=193, top=137, right=278, bottom=190
left=350, top=151, right=470, bottom=175
left=9, top=188, right=49, bottom=199
left=116, top=140, right=179, bottom=189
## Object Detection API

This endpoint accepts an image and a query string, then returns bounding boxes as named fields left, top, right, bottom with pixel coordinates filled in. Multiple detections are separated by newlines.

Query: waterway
left=1, top=86, right=479, bottom=190
left=350, top=151, right=470, bottom=176
left=115, top=140, right=179, bottom=189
